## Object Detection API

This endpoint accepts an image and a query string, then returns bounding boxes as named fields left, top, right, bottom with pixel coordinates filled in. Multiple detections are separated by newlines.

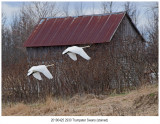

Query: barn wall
left=110, top=15, right=145, bottom=89
left=25, top=15, right=145, bottom=99
left=26, top=43, right=113, bottom=96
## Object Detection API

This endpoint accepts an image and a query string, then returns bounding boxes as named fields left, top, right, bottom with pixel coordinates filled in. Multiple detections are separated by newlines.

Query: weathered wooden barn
left=24, top=11, right=145, bottom=97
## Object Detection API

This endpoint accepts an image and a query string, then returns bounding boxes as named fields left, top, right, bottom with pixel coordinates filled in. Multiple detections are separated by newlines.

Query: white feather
left=78, top=49, right=91, bottom=60
left=27, top=65, right=53, bottom=80
left=62, top=46, right=91, bottom=61
left=37, top=65, right=53, bottom=79
left=33, top=72, right=42, bottom=80
left=67, top=52, right=77, bottom=61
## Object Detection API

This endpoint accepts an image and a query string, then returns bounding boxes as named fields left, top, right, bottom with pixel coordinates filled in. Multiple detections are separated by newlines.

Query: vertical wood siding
left=2, top=15, right=145, bottom=103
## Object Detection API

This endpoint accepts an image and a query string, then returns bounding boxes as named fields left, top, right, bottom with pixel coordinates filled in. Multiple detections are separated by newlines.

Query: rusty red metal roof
left=24, top=12, right=126, bottom=47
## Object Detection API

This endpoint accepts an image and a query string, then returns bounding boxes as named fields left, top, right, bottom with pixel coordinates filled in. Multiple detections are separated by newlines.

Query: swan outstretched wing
left=38, top=66, right=53, bottom=79
left=78, top=49, right=91, bottom=60
left=33, top=72, right=42, bottom=80
left=67, top=52, right=77, bottom=61
left=62, top=46, right=91, bottom=60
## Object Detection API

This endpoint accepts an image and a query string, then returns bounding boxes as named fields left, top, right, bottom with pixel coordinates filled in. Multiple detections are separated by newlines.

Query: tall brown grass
left=2, top=84, right=158, bottom=116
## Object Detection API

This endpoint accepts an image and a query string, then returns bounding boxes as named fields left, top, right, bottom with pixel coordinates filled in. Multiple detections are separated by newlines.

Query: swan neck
left=82, top=46, right=90, bottom=48
left=46, top=64, right=54, bottom=67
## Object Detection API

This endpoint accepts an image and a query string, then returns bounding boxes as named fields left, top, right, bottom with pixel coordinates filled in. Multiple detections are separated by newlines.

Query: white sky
left=1, top=1, right=158, bottom=31
left=2, top=2, right=23, bottom=24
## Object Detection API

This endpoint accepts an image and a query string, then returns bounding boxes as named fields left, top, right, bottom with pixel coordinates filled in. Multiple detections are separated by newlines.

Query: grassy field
left=2, top=84, right=158, bottom=116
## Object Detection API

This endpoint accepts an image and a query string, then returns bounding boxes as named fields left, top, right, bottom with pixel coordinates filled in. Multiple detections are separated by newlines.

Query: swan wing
left=62, top=46, right=90, bottom=60
left=67, top=52, right=77, bottom=61
left=38, top=66, right=53, bottom=79
left=33, top=72, right=42, bottom=80
left=78, top=48, right=91, bottom=60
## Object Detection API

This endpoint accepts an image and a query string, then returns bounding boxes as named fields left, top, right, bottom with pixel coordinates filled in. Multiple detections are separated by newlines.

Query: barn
left=24, top=11, right=145, bottom=97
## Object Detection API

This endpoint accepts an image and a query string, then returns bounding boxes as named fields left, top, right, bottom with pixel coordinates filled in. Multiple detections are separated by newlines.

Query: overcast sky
left=1, top=1, right=157, bottom=31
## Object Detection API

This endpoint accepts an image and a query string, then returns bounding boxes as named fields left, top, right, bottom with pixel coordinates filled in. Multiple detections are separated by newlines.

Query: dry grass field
left=2, top=84, right=158, bottom=116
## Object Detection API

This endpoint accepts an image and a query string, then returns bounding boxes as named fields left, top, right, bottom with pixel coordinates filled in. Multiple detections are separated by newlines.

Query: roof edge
left=125, top=12, right=146, bottom=42
left=41, top=11, right=127, bottom=19
left=109, top=12, right=126, bottom=42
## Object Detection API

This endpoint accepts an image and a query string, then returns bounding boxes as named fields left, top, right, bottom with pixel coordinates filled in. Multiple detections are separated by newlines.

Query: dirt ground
left=2, top=84, right=158, bottom=116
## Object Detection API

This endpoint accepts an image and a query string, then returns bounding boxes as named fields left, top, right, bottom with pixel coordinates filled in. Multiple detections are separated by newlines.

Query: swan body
left=62, top=46, right=91, bottom=61
left=27, top=65, right=53, bottom=80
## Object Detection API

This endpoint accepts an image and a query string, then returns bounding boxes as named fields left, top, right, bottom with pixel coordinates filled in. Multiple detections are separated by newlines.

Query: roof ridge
left=41, top=11, right=127, bottom=19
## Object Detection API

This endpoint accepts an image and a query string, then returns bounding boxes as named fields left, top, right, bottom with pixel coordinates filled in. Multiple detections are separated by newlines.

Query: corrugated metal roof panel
left=24, top=12, right=126, bottom=47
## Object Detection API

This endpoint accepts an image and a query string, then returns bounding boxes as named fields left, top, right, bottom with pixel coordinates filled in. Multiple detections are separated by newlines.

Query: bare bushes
left=2, top=36, right=157, bottom=104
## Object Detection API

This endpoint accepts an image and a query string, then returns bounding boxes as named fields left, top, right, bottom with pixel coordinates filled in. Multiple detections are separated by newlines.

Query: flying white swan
left=62, top=46, right=91, bottom=61
left=27, top=64, right=54, bottom=80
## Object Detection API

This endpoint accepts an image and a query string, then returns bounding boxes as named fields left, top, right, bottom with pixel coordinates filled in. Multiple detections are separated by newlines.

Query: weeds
left=149, top=93, right=155, bottom=97
left=2, top=84, right=158, bottom=116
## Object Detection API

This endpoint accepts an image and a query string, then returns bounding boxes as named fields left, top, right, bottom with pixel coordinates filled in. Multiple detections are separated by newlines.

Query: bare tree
left=123, top=2, right=140, bottom=26
left=9, top=2, right=61, bottom=49
left=92, top=2, right=95, bottom=14
left=146, top=3, right=158, bottom=42
left=2, top=2, right=61, bottom=103
left=21, top=2, right=60, bottom=23
left=144, top=3, right=158, bottom=78
left=2, top=13, right=14, bottom=65
left=2, top=12, right=7, bottom=44
left=74, top=2, right=85, bottom=16
left=62, top=2, right=70, bottom=17
left=2, top=12, right=6, bottom=29
left=80, top=2, right=83, bottom=15
left=101, top=2, right=113, bottom=13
